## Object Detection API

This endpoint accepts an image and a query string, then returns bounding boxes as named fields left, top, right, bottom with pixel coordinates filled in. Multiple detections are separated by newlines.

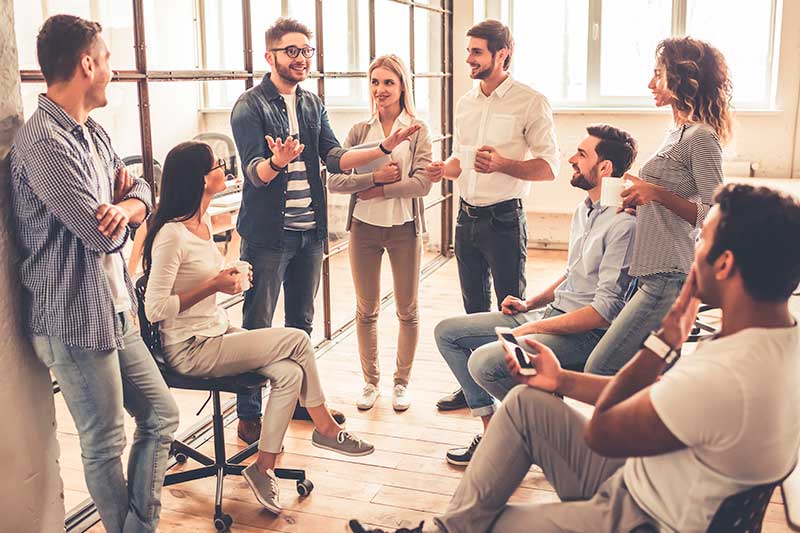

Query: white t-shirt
left=451, top=75, right=560, bottom=207
left=82, top=124, right=130, bottom=312
left=624, top=325, right=800, bottom=533
left=144, top=215, right=229, bottom=347
left=352, top=111, right=415, bottom=227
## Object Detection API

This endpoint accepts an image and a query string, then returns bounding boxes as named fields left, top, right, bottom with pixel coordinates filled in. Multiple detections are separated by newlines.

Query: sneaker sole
left=356, top=403, right=376, bottom=411
left=445, top=456, right=471, bottom=466
left=242, top=472, right=282, bottom=515
left=392, top=403, right=410, bottom=412
left=312, top=440, right=375, bottom=457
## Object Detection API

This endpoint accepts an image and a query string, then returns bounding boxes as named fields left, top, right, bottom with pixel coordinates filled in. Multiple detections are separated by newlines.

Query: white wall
left=0, top=3, right=65, bottom=532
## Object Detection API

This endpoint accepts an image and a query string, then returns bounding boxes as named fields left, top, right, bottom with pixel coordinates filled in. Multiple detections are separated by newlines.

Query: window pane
left=202, top=0, right=244, bottom=70
left=511, top=0, right=588, bottom=103
left=14, top=0, right=136, bottom=70
left=325, top=77, right=370, bottom=111
left=414, top=8, right=443, bottom=73
left=323, top=0, right=370, bottom=72
left=252, top=1, right=318, bottom=73
left=376, top=0, right=411, bottom=68
left=144, top=0, right=197, bottom=69
left=600, top=0, right=671, bottom=97
left=414, top=77, right=443, bottom=139
left=687, top=0, right=773, bottom=104
left=204, top=80, right=248, bottom=109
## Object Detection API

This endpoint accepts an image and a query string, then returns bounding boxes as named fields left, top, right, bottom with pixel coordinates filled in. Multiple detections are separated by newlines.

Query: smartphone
left=495, top=326, right=537, bottom=376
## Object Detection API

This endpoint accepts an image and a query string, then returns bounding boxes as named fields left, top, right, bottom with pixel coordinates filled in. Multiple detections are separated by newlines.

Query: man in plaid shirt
left=10, top=15, right=178, bottom=533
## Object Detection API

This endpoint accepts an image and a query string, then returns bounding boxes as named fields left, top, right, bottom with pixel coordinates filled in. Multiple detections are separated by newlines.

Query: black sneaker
left=446, top=434, right=482, bottom=466
left=293, top=402, right=346, bottom=425
left=436, top=388, right=467, bottom=411
left=347, top=519, right=432, bottom=533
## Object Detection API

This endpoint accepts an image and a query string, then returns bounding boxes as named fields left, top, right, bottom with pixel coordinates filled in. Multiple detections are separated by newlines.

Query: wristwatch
left=643, top=332, right=680, bottom=365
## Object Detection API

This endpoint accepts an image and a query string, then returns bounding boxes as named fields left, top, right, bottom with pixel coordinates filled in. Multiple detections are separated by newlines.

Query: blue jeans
left=238, top=229, right=323, bottom=420
left=454, top=207, right=527, bottom=314
left=434, top=306, right=605, bottom=417
left=31, top=312, right=179, bottom=533
left=583, top=272, right=687, bottom=375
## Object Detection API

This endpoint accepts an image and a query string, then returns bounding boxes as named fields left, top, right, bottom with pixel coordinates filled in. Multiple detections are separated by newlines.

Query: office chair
left=134, top=276, right=313, bottom=531
left=193, top=132, right=239, bottom=180
left=122, top=155, right=163, bottom=198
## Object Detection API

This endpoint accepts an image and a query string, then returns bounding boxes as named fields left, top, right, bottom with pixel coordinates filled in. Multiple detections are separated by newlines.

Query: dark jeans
left=454, top=205, right=527, bottom=314
left=237, top=229, right=323, bottom=420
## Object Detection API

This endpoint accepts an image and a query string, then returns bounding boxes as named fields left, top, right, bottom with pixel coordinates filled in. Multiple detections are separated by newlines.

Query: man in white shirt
left=428, top=19, right=560, bottom=411
left=347, top=183, right=800, bottom=533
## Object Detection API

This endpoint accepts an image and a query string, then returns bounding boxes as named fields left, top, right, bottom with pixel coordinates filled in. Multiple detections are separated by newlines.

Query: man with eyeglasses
left=230, top=17, right=420, bottom=444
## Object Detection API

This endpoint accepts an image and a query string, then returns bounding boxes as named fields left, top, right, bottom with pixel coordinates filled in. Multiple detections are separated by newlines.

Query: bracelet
left=378, top=143, right=391, bottom=155
left=268, top=157, right=287, bottom=172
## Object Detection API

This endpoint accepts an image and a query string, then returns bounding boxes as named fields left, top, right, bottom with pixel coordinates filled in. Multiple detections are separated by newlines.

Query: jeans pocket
left=489, top=211, right=522, bottom=232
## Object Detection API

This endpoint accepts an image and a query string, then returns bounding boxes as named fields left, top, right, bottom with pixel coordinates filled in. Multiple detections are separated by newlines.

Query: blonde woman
left=328, top=55, right=433, bottom=411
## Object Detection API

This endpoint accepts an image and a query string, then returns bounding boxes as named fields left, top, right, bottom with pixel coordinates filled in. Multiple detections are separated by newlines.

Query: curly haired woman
left=581, top=36, right=733, bottom=375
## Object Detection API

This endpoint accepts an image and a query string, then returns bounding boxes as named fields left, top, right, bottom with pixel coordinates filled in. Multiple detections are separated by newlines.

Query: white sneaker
left=392, top=384, right=411, bottom=411
left=357, top=383, right=380, bottom=410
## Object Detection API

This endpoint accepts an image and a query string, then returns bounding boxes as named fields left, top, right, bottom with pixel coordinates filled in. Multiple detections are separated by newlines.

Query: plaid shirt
left=10, top=94, right=152, bottom=350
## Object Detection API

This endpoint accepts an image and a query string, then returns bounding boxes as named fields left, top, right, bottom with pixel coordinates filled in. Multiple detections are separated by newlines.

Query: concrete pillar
left=0, top=3, right=66, bottom=532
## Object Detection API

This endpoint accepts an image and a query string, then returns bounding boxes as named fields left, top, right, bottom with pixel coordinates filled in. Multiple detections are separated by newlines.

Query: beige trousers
left=163, top=326, right=325, bottom=453
left=349, top=219, right=421, bottom=386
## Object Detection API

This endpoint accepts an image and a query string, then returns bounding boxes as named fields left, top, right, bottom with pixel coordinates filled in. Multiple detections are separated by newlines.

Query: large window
left=492, top=0, right=781, bottom=108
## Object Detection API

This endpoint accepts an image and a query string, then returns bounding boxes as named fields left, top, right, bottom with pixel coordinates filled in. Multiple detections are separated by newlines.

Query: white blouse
left=352, top=111, right=415, bottom=227
left=144, top=215, right=229, bottom=347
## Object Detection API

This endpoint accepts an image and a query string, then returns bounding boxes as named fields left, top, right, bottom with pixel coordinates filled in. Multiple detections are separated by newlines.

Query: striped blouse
left=630, top=123, right=723, bottom=278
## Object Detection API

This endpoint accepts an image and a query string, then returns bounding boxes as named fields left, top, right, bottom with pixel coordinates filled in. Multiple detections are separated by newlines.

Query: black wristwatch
left=268, top=157, right=287, bottom=172
left=378, top=143, right=392, bottom=155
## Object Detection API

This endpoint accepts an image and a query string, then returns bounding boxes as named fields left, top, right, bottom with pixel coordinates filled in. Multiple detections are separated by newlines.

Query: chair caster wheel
left=175, top=452, right=188, bottom=464
left=214, top=513, right=233, bottom=530
left=297, top=479, right=314, bottom=496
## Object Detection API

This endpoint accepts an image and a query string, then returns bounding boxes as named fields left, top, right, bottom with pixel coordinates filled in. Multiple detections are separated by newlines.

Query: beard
left=470, top=63, right=493, bottom=80
left=570, top=167, right=597, bottom=191
left=274, top=60, right=308, bottom=84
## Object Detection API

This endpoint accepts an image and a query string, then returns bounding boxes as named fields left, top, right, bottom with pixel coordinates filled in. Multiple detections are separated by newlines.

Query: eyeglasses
left=209, top=158, right=227, bottom=173
left=269, top=45, right=316, bottom=59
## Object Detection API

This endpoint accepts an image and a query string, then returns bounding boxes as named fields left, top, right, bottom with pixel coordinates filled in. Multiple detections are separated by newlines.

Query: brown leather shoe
left=237, top=418, right=261, bottom=445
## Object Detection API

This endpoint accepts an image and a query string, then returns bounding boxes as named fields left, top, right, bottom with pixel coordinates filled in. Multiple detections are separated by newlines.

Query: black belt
left=460, top=198, right=522, bottom=218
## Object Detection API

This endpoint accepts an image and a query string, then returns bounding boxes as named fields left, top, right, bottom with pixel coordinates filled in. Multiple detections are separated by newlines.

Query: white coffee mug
left=600, top=177, right=628, bottom=208
left=460, top=146, right=478, bottom=171
left=229, top=260, right=252, bottom=292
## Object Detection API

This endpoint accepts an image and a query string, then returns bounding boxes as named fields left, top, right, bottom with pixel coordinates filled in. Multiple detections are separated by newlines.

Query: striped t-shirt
left=281, top=92, right=316, bottom=231
left=629, top=123, right=723, bottom=278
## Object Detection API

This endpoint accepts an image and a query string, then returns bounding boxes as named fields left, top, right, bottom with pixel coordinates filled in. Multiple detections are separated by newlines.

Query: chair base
left=164, top=390, right=312, bottom=531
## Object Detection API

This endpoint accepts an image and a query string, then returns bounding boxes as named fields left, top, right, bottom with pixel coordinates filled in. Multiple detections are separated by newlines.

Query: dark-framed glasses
left=269, top=45, right=316, bottom=59
left=209, top=158, right=227, bottom=173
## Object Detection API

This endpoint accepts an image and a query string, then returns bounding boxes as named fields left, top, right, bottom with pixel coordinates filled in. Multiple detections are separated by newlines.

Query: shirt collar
left=259, top=72, right=306, bottom=102
left=584, top=195, right=604, bottom=212
left=38, top=94, right=95, bottom=134
left=474, top=74, right=515, bottom=100
left=368, top=109, right=412, bottom=127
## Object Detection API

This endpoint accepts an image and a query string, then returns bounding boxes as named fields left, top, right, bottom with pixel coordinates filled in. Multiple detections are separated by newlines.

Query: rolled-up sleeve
left=113, top=154, right=153, bottom=225
left=591, top=215, right=636, bottom=324
left=524, top=95, right=560, bottom=177
left=230, top=99, right=269, bottom=188
left=24, top=138, right=129, bottom=253
left=688, top=127, right=723, bottom=229
left=144, top=225, right=183, bottom=323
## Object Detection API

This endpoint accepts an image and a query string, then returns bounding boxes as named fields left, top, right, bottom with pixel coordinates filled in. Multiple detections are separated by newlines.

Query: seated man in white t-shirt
left=346, top=182, right=800, bottom=533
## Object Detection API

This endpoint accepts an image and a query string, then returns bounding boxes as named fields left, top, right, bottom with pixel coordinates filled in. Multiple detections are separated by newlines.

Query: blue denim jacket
left=230, top=73, right=347, bottom=246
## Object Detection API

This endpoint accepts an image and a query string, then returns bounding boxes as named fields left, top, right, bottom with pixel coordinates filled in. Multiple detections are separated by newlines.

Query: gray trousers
left=435, top=386, right=656, bottom=533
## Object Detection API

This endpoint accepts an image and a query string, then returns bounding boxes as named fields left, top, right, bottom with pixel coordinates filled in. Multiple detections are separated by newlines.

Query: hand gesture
left=382, top=123, right=422, bottom=152
left=113, top=166, right=134, bottom=204
left=475, top=146, right=506, bottom=174
left=425, top=161, right=446, bottom=183
left=266, top=135, right=305, bottom=168
left=214, top=267, right=243, bottom=295
left=504, top=338, right=562, bottom=393
left=357, top=186, right=384, bottom=200
left=96, top=203, right=130, bottom=239
left=620, top=173, right=661, bottom=209
left=373, top=161, right=401, bottom=184
left=500, top=295, right=527, bottom=315
left=655, top=266, right=702, bottom=349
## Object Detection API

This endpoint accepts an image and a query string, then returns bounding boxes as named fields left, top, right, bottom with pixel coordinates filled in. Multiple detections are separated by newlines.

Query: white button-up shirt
left=452, top=75, right=560, bottom=207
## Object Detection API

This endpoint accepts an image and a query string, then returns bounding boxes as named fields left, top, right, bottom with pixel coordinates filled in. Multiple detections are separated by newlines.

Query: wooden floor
left=52, top=250, right=795, bottom=532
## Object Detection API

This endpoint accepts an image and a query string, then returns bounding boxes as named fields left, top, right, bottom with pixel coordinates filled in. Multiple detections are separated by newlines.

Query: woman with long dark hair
left=582, top=36, right=733, bottom=374
left=143, top=141, right=373, bottom=515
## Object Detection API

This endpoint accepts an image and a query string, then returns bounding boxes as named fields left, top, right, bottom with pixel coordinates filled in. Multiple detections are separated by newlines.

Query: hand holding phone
left=495, top=327, right=537, bottom=376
